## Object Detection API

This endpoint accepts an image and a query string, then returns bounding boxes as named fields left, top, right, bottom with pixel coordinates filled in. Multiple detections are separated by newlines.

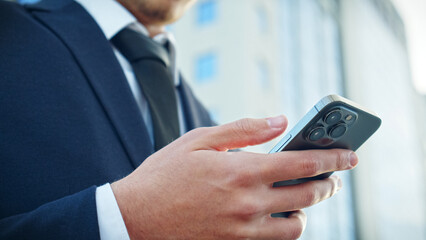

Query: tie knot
left=111, top=27, right=170, bottom=67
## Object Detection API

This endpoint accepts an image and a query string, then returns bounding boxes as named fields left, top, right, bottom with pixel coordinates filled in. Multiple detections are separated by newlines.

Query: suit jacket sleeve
left=0, top=1, right=215, bottom=239
left=0, top=186, right=99, bottom=240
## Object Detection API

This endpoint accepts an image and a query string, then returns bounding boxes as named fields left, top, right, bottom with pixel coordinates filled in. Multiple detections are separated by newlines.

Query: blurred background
left=15, top=0, right=426, bottom=239
left=169, top=0, right=426, bottom=239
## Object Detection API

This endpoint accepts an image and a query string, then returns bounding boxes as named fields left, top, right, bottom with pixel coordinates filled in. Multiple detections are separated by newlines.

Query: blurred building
left=172, top=0, right=283, bottom=132
left=12, top=0, right=425, bottom=238
left=341, top=0, right=426, bottom=239
left=172, top=0, right=426, bottom=239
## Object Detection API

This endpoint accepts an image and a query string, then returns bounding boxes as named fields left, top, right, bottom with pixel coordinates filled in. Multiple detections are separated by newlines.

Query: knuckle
left=328, top=178, right=338, bottom=198
left=288, top=221, right=304, bottom=240
left=229, top=167, right=259, bottom=188
left=336, top=150, right=348, bottom=170
left=234, top=118, right=257, bottom=137
left=301, top=186, right=319, bottom=206
left=233, top=225, right=255, bottom=239
left=302, top=154, right=321, bottom=176
left=186, top=127, right=209, bottom=139
left=235, top=200, right=262, bottom=220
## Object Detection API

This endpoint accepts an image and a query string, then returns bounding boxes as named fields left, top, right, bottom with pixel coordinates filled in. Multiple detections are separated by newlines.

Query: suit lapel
left=178, top=77, right=216, bottom=130
left=28, top=1, right=154, bottom=168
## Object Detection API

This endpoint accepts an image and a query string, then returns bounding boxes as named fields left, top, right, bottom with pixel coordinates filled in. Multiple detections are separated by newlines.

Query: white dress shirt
left=74, top=0, right=186, bottom=239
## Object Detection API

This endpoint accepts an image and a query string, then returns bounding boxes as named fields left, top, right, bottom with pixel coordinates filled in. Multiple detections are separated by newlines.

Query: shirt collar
left=75, top=0, right=136, bottom=40
left=75, top=0, right=180, bottom=86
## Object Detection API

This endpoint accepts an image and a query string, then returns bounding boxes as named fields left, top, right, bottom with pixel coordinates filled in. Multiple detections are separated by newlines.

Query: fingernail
left=337, top=176, right=342, bottom=190
left=349, top=152, right=358, bottom=168
left=267, top=115, right=286, bottom=129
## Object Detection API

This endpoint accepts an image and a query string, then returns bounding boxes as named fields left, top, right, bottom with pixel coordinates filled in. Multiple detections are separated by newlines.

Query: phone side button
left=282, top=134, right=292, bottom=145
left=278, top=134, right=292, bottom=152
left=269, top=134, right=293, bottom=153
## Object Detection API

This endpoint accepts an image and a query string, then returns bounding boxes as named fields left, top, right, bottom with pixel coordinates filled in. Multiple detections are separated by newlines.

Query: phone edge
left=268, top=94, right=381, bottom=154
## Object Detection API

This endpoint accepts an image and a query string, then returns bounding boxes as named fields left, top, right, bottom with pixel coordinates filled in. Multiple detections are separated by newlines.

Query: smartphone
left=270, top=95, right=381, bottom=218
left=270, top=94, right=381, bottom=187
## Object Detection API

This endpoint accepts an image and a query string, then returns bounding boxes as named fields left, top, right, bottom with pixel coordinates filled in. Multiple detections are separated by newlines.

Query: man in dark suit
left=0, top=0, right=358, bottom=239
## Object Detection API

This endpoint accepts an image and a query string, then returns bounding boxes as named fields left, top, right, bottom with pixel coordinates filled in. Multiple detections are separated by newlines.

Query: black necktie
left=111, top=28, right=180, bottom=151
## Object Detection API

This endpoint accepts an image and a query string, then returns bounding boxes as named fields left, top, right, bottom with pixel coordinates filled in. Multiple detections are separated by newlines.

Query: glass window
left=208, top=108, right=220, bottom=123
left=195, top=53, right=217, bottom=84
left=197, top=0, right=217, bottom=25
left=18, top=0, right=40, bottom=3
left=280, top=0, right=356, bottom=239
left=256, top=60, right=270, bottom=89
left=256, top=6, right=268, bottom=33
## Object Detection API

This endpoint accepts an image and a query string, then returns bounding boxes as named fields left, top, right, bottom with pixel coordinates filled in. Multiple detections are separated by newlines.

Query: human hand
left=111, top=115, right=358, bottom=240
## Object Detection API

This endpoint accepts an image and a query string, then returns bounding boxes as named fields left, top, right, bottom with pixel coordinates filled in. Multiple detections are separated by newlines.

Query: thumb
left=193, top=115, right=288, bottom=151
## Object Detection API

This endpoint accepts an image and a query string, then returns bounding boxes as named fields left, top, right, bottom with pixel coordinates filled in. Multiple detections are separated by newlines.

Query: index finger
left=259, top=149, right=358, bottom=184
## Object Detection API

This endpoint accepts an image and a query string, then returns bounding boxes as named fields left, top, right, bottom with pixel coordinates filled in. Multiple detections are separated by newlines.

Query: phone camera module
left=344, top=114, right=357, bottom=125
left=308, top=127, right=326, bottom=141
left=329, top=124, right=347, bottom=139
left=324, top=109, right=342, bottom=125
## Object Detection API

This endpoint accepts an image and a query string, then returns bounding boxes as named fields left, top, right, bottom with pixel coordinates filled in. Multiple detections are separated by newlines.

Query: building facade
left=341, top=0, right=426, bottom=238
left=172, top=0, right=426, bottom=239
left=12, top=0, right=425, bottom=238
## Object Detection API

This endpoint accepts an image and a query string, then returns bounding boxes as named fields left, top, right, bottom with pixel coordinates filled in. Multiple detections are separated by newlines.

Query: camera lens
left=325, top=110, right=342, bottom=125
left=308, top=127, right=326, bottom=141
left=329, top=124, right=347, bottom=139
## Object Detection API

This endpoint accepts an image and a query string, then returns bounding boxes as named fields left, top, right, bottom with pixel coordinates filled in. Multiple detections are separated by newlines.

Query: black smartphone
left=270, top=94, right=381, bottom=186
left=270, top=94, right=381, bottom=218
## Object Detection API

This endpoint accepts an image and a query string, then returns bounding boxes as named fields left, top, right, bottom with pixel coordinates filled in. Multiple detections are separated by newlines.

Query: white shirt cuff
left=96, top=183, right=130, bottom=240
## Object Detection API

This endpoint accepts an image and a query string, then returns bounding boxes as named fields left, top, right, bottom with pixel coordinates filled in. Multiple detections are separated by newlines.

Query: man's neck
left=145, top=25, right=166, bottom=38
left=116, top=0, right=166, bottom=38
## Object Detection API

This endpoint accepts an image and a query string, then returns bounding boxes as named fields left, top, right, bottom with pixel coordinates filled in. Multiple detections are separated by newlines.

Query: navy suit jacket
left=0, top=0, right=214, bottom=239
